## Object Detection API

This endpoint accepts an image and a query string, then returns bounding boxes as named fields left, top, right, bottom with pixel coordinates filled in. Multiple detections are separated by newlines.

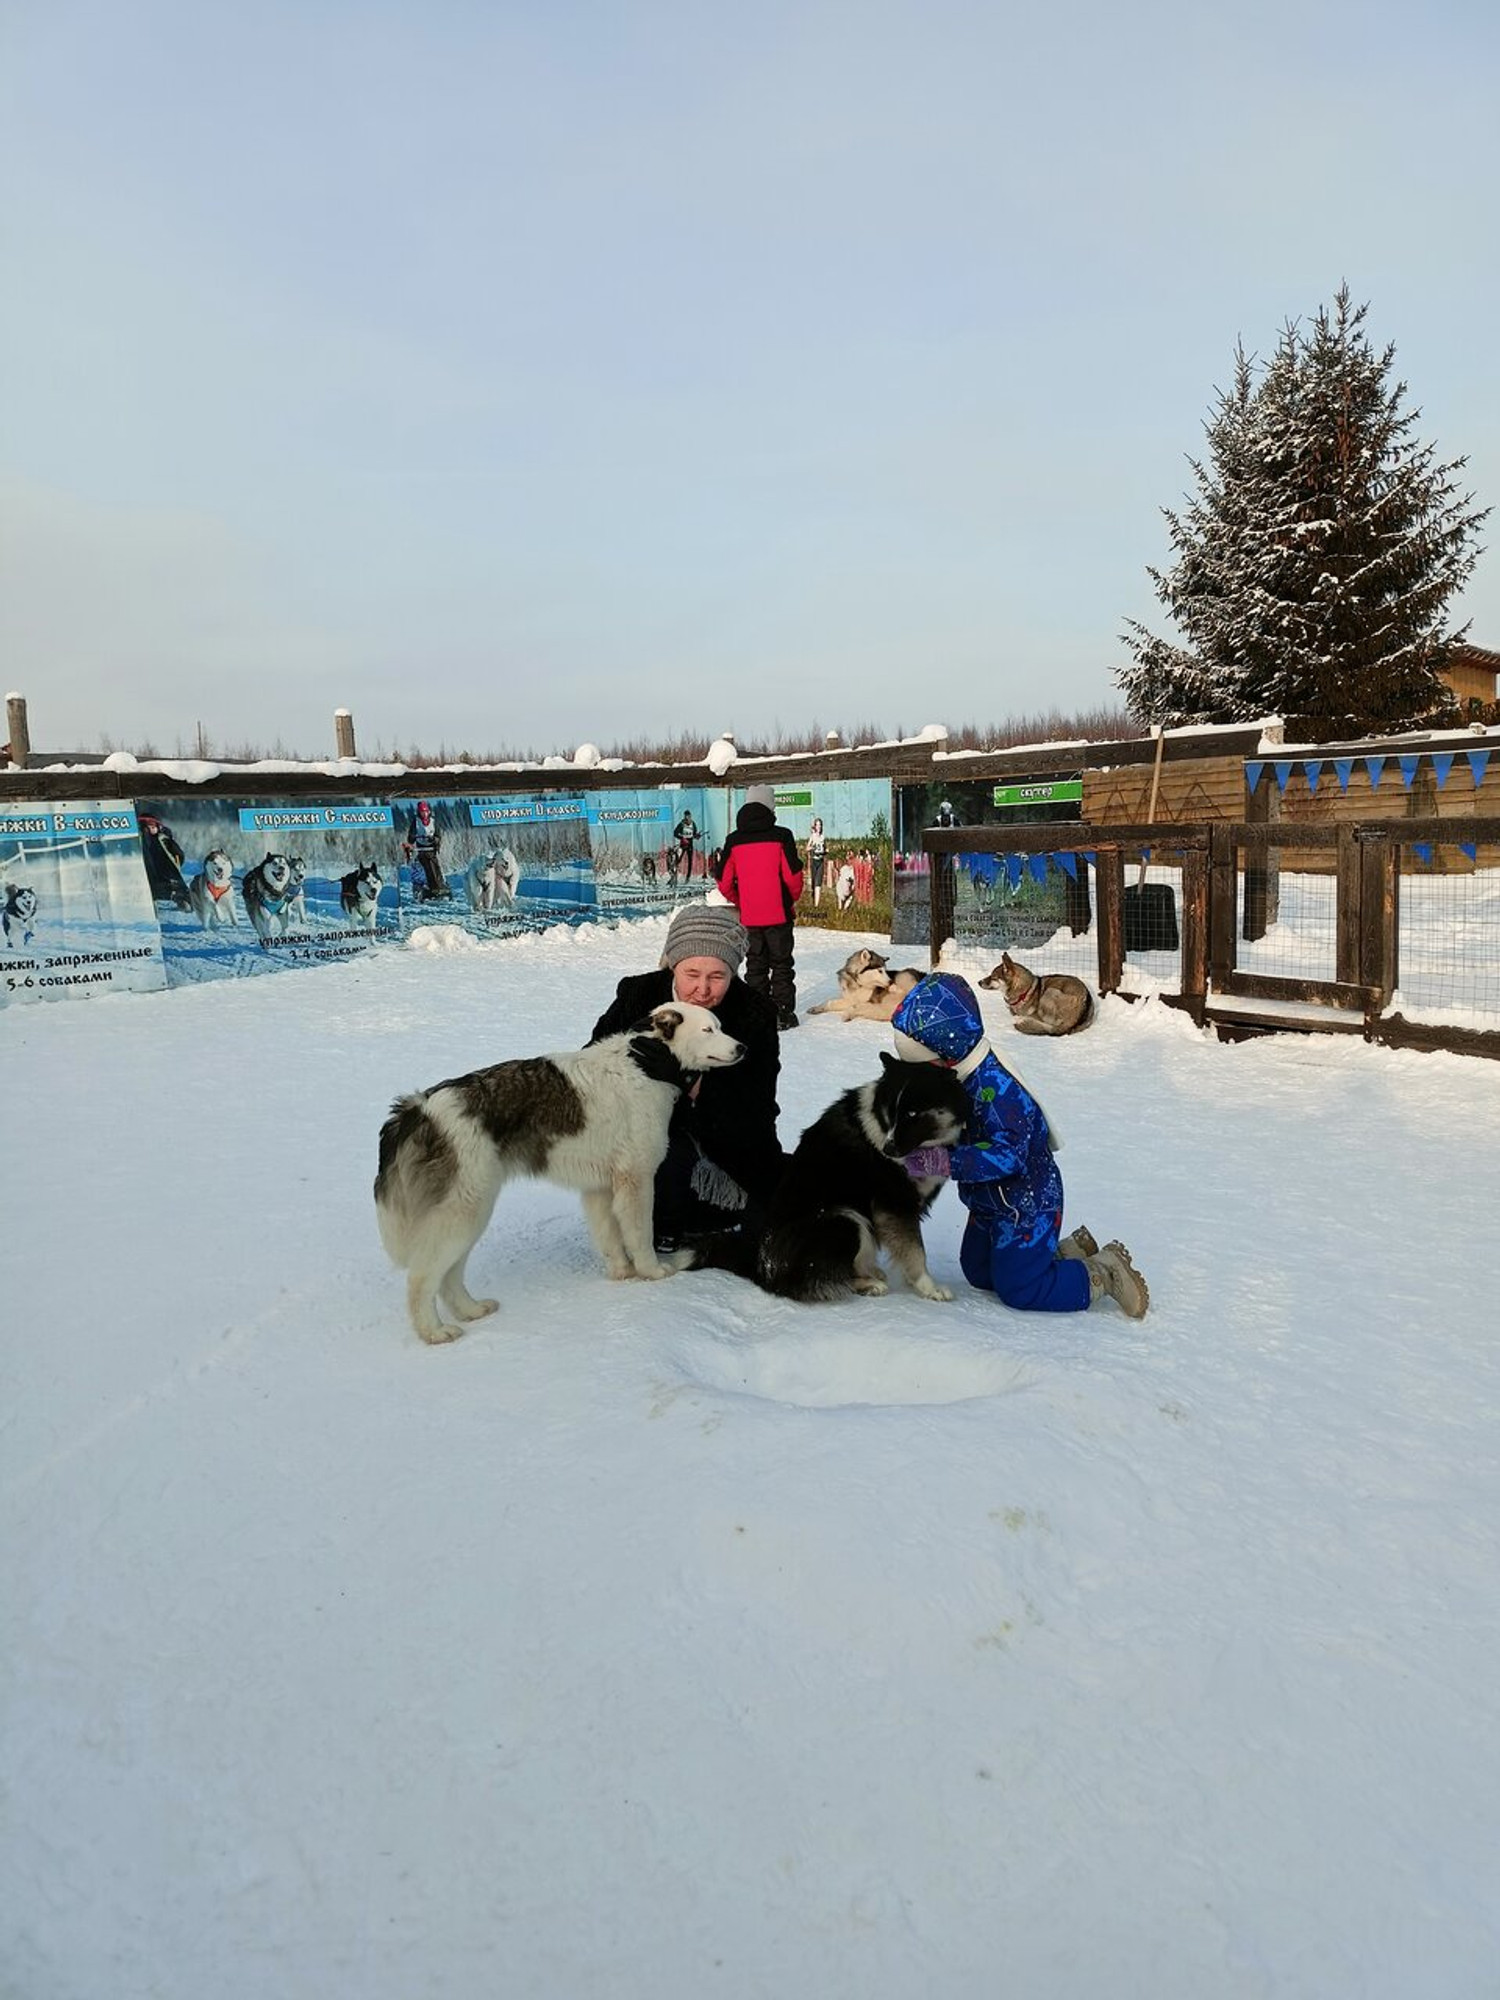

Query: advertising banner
left=730, top=779, right=894, bottom=933
left=1, top=800, right=167, bottom=1006
left=389, top=794, right=596, bottom=936
left=136, top=797, right=402, bottom=984
left=585, top=787, right=730, bottom=913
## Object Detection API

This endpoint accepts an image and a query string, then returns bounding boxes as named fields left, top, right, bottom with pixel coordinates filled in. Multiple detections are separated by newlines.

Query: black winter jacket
left=588, top=970, right=786, bottom=1203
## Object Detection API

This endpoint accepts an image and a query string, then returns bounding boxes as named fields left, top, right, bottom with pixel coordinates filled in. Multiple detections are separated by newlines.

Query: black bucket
left=1123, top=882, right=1179, bottom=953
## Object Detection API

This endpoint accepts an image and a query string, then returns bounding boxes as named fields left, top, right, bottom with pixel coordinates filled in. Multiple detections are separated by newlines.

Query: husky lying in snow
left=375, top=1003, right=744, bottom=1344
left=979, top=951, right=1095, bottom=1037
left=809, top=947, right=924, bottom=1023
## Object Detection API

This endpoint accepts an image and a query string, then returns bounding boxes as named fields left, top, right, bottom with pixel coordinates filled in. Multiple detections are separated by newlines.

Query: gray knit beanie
left=661, top=903, right=747, bottom=974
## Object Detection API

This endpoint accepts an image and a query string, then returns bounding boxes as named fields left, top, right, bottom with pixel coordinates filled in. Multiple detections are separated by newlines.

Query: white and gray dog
left=375, top=1002, right=744, bottom=1344
left=3, top=882, right=39, bottom=949
left=187, top=849, right=239, bottom=928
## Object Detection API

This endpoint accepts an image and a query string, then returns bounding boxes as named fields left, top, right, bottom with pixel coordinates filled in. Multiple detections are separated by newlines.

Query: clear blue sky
left=3, top=0, right=1497, bottom=758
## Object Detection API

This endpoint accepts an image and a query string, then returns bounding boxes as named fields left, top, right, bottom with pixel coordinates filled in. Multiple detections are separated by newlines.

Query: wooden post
left=1209, top=821, right=1237, bottom=987
left=5, top=693, right=30, bottom=769
left=1242, top=763, right=1279, bottom=941
left=1178, top=842, right=1208, bottom=1020
left=1094, top=847, right=1124, bottom=994
left=1359, top=829, right=1399, bottom=1007
left=334, top=708, right=357, bottom=759
left=1335, top=823, right=1362, bottom=985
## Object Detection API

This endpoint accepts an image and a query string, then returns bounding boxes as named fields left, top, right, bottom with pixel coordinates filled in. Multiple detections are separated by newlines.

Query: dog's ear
left=626, top=1027, right=693, bottom=1090
left=631, top=1005, right=683, bottom=1039
left=879, top=1050, right=900, bottom=1071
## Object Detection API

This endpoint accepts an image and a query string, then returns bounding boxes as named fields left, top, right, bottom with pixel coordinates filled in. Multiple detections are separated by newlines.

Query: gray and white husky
left=339, top=862, right=383, bottom=930
left=241, top=853, right=296, bottom=944
left=187, top=849, right=239, bottom=929
left=3, top=882, right=38, bottom=948
left=375, top=1002, right=744, bottom=1344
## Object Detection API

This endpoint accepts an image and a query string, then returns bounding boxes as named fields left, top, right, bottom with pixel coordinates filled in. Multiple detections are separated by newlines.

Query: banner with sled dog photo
left=389, top=794, right=596, bottom=936
left=727, top=779, right=894, bottom=936
left=584, top=787, right=730, bottom=914
left=0, top=799, right=167, bottom=1007
left=135, top=797, right=402, bottom=985
left=890, top=778, right=1085, bottom=949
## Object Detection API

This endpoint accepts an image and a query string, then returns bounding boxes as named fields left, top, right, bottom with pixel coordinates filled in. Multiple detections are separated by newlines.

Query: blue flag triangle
left=1057, top=851, right=1078, bottom=881
left=1460, top=842, right=1478, bottom=864
left=1005, top=854, right=1024, bottom=892
left=1028, top=853, right=1048, bottom=886
left=1468, top=749, right=1491, bottom=787
left=1411, top=842, right=1433, bottom=866
left=1303, top=760, right=1323, bottom=792
left=1273, top=761, right=1294, bottom=794
left=1364, top=755, right=1387, bottom=789
left=1246, top=761, right=1265, bottom=796
left=1082, top=851, right=1096, bottom=870
left=1398, top=754, right=1421, bottom=790
left=1431, top=753, right=1454, bottom=790
left=1333, top=758, right=1355, bottom=793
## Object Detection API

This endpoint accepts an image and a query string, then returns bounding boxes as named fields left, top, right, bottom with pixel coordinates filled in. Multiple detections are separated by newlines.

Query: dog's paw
left=604, top=1259, right=636, bottom=1281
left=632, top=1259, right=673, bottom=1281
left=453, top=1296, right=500, bottom=1321
left=914, top=1276, right=954, bottom=1303
left=852, top=1275, right=889, bottom=1297
left=417, top=1320, right=466, bottom=1345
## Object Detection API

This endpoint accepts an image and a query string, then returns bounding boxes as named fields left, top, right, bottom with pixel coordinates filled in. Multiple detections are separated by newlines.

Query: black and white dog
left=2, top=882, right=38, bottom=948
left=375, top=1002, right=744, bottom=1344
left=241, top=853, right=297, bottom=945
left=187, top=849, right=239, bottom=928
left=698, top=1056, right=967, bottom=1302
left=340, top=863, right=383, bottom=930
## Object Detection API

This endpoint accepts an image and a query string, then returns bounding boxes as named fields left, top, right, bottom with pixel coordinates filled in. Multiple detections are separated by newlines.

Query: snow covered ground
left=4, top=917, right=1499, bottom=1999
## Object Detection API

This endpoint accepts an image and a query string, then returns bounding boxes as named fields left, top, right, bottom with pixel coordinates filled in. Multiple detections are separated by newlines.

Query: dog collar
left=207, top=878, right=231, bottom=901
left=1007, top=980, right=1037, bottom=1011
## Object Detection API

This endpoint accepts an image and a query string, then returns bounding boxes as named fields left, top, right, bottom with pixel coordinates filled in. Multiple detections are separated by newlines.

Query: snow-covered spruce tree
left=1119, top=288, right=1488, bottom=740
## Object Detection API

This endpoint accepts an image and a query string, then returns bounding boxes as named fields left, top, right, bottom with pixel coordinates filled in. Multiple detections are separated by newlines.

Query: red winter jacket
left=716, top=803, right=804, bottom=926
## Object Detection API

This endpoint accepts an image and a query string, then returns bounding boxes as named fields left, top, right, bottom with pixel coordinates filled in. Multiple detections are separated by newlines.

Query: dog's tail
left=374, top=1092, right=455, bottom=1265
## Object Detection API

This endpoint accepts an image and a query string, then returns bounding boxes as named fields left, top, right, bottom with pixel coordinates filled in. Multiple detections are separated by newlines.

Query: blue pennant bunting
left=1082, top=850, right=1096, bottom=870
left=1364, top=755, right=1387, bottom=789
left=1397, top=754, right=1421, bottom=790
left=1057, top=851, right=1078, bottom=881
left=1411, top=842, right=1433, bottom=866
left=1468, top=749, right=1491, bottom=788
left=1004, top=854, right=1024, bottom=892
left=1460, top=842, right=1478, bottom=864
left=1245, top=761, right=1265, bottom=796
left=1431, top=753, right=1454, bottom=790
left=1273, top=760, right=1293, bottom=794
left=1028, top=853, right=1048, bottom=886
left=1333, top=758, right=1355, bottom=793
left=1303, top=760, right=1323, bottom=792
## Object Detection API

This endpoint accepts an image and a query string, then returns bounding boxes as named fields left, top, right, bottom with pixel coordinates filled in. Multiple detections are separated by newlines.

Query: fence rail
left=924, top=818, right=1500, bottom=1061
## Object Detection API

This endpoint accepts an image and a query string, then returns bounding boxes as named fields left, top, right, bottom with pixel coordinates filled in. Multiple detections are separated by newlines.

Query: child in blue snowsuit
left=891, top=972, right=1148, bottom=1318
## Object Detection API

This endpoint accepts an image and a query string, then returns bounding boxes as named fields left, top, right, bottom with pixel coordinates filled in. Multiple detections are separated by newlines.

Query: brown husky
left=979, top=951, right=1095, bottom=1036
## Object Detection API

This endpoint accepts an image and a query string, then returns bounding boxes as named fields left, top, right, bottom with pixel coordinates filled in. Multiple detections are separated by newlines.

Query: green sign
left=774, top=789, right=814, bottom=808
left=992, top=779, right=1083, bottom=808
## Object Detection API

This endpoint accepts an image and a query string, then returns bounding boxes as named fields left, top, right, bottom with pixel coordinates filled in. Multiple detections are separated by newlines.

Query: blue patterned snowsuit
left=892, top=973, right=1090, bottom=1313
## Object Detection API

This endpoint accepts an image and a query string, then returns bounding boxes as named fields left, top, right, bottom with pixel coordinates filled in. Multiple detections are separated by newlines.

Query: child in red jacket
left=716, top=800, right=804, bottom=1029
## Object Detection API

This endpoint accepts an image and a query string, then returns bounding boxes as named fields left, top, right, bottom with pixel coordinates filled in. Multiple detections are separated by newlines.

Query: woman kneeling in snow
left=890, top=973, right=1149, bottom=1318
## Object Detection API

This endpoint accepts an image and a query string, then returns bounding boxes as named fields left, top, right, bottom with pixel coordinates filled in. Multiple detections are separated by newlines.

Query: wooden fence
left=924, top=817, right=1500, bottom=1062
